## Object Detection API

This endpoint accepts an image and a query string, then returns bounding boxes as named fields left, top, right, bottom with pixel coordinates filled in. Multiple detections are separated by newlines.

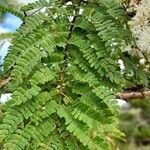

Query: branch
left=116, top=90, right=150, bottom=101
left=0, top=76, right=11, bottom=88
left=58, top=0, right=82, bottom=104
left=0, top=33, right=13, bottom=40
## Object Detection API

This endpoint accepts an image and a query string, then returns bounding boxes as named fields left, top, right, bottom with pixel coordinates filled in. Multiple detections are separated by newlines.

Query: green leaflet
left=0, top=0, right=139, bottom=149
left=3, top=118, right=56, bottom=150
left=57, top=105, right=109, bottom=150
left=0, top=91, right=56, bottom=142
left=6, top=85, right=41, bottom=107
left=30, top=67, right=55, bottom=86
left=6, top=67, right=55, bottom=106
left=92, top=86, right=120, bottom=115
left=0, top=109, right=23, bottom=142
left=14, top=13, right=50, bottom=40
left=29, top=118, right=56, bottom=149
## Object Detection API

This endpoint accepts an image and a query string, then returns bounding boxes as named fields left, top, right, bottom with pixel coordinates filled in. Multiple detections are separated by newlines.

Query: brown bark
left=0, top=76, right=11, bottom=88
left=116, top=90, right=150, bottom=101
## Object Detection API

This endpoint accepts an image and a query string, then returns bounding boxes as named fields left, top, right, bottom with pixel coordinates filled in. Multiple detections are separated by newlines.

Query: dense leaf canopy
left=0, top=0, right=149, bottom=149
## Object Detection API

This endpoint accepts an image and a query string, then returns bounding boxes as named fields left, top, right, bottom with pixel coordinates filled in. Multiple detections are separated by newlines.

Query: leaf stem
left=58, top=0, right=83, bottom=104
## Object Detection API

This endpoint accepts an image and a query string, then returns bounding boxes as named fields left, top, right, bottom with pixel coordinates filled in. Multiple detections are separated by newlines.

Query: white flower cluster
left=129, top=0, right=150, bottom=54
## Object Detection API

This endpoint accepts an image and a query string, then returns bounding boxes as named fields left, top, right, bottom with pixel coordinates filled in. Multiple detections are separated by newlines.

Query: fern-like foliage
left=0, top=0, right=132, bottom=149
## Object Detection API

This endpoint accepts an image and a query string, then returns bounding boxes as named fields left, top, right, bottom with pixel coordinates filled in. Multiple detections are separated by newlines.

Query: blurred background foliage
left=117, top=0, right=150, bottom=148
left=0, top=0, right=19, bottom=21
left=118, top=99, right=150, bottom=149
